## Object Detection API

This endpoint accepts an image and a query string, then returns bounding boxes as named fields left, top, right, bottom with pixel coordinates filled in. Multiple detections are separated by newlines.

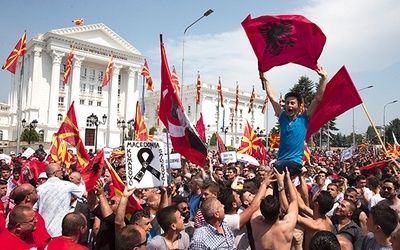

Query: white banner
left=341, top=146, right=353, bottom=161
left=103, top=147, right=112, bottom=159
left=220, top=151, right=237, bottom=164
left=125, top=141, right=167, bottom=189
left=166, top=153, right=181, bottom=169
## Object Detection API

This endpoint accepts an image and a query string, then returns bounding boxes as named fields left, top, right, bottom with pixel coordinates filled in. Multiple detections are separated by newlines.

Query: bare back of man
left=251, top=210, right=295, bottom=250
left=301, top=216, right=332, bottom=250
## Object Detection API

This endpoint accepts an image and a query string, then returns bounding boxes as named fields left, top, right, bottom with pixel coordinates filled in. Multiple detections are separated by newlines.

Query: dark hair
left=309, top=230, right=340, bottom=250
left=8, top=206, right=31, bottom=229
left=201, top=180, right=220, bottom=194
left=115, top=225, right=144, bottom=250
left=10, top=185, right=32, bottom=205
left=370, top=204, right=399, bottom=236
left=355, top=174, right=367, bottom=182
left=315, top=191, right=334, bottom=215
left=383, top=178, right=400, bottom=190
left=129, top=209, right=150, bottom=224
left=0, top=179, right=7, bottom=185
left=260, top=195, right=280, bottom=222
left=227, top=166, right=237, bottom=174
left=218, top=187, right=235, bottom=214
left=366, top=176, right=380, bottom=189
left=284, top=92, right=302, bottom=105
left=62, top=212, right=86, bottom=236
left=156, top=206, right=179, bottom=232
left=12, top=167, right=20, bottom=174
left=0, top=165, right=11, bottom=171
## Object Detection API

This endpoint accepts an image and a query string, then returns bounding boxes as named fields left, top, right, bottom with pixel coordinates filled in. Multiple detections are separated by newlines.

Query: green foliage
left=226, top=145, right=236, bottom=151
left=149, top=126, right=157, bottom=135
left=209, top=133, right=217, bottom=146
left=20, top=128, right=40, bottom=143
left=289, top=75, right=316, bottom=106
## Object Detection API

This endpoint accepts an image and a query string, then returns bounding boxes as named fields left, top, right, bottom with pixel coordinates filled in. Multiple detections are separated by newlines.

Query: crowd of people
left=0, top=143, right=400, bottom=250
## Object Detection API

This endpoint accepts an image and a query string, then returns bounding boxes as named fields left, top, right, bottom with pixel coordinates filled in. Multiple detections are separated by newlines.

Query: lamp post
left=352, top=85, right=373, bottom=149
left=21, top=119, right=38, bottom=144
left=117, top=119, right=134, bottom=146
left=181, top=9, right=214, bottom=101
left=88, top=113, right=107, bottom=152
left=383, top=100, right=398, bottom=146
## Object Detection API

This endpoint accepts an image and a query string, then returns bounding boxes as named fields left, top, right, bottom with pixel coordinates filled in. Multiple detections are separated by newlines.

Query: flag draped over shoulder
left=261, top=96, right=268, bottom=114
left=241, top=14, right=326, bottom=73
left=63, top=43, right=74, bottom=84
left=217, top=78, right=224, bottom=108
left=171, top=66, right=180, bottom=95
left=196, top=113, right=206, bottom=143
left=82, top=149, right=105, bottom=192
left=238, top=120, right=262, bottom=156
left=105, top=159, right=143, bottom=213
left=158, top=35, right=207, bottom=166
left=2, top=31, right=27, bottom=74
left=216, top=132, right=226, bottom=153
left=248, top=85, right=255, bottom=113
left=306, top=66, right=363, bottom=140
left=142, top=59, right=154, bottom=91
left=135, top=101, right=148, bottom=141
left=102, top=54, right=113, bottom=87
left=196, top=72, right=201, bottom=105
left=56, top=101, right=91, bottom=167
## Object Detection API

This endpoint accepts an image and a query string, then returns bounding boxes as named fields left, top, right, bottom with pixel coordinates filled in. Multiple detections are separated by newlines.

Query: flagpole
left=265, top=105, right=269, bottom=150
left=361, top=102, right=388, bottom=156
left=16, top=55, right=25, bottom=154
left=217, top=92, right=220, bottom=134
left=235, top=109, right=238, bottom=148
left=165, top=131, right=172, bottom=185
left=141, top=76, right=145, bottom=115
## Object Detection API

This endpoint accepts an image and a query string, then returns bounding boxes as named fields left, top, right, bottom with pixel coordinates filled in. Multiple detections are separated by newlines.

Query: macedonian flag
left=238, top=120, right=262, bottom=156
left=2, top=31, right=27, bottom=74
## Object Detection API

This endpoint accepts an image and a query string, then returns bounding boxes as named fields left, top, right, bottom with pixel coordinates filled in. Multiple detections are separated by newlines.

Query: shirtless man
left=297, top=190, right=334, bottom=249
left=250, top=168, right=298, bottom=249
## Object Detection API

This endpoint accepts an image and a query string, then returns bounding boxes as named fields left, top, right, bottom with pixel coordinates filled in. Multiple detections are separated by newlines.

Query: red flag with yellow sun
left=238, top=120, right=262, bottom=156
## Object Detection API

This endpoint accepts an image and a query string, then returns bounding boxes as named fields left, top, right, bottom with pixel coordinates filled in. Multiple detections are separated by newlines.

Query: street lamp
left=181, top=9, right=214, bottom=100
left=117, top=119, right=134, bottom=146
left=21, top=119, right=38, bottom=144
left=87, top=113, right=107, bottom=151
left=352, top=85, right=373, bottom=148
left=383, top=100, right=398, bottom=145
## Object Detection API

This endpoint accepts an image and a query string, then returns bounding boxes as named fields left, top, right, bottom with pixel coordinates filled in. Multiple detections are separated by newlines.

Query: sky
left=1, top=0, right=400, bottom=137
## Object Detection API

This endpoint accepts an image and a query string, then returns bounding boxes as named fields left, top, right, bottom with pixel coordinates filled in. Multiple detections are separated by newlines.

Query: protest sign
left=220, top=151, right=237, bottom=164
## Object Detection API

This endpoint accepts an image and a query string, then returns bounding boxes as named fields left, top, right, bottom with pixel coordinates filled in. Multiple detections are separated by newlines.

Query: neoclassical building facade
left=1, top=23, right=144, bottom=149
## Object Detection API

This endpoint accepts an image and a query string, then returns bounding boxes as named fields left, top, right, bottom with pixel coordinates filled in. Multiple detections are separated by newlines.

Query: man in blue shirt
left=261, top=65, right=327, bottom=175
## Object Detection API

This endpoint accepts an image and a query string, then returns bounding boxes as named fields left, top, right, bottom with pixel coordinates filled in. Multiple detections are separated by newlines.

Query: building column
left=69, top=56, right=84, bottom=105
left=106, top=64, right=122, bottom=147
left=29, top=47, right=42, bottom=109
left=48, top=50, right=64, bottom=125
left=125, top=66, right=138, bottom=121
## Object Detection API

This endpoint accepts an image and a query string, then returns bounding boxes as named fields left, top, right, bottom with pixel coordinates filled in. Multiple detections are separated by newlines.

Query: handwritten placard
left=220, top=151, right=237, bottom=164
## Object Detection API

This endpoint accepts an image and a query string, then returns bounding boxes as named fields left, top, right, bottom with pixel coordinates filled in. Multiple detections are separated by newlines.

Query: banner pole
left=361, top=103, right=388, bottom=156
left=166, top=131, right=172, bottom=185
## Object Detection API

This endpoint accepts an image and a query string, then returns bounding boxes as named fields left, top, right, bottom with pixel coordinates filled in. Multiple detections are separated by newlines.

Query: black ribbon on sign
left=134, top=148, right=161, bottom=182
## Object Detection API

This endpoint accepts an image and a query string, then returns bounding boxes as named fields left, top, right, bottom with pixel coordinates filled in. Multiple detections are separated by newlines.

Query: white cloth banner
left=220, top=151, right=237, bottom=164
left=125, top=141, right=167, bottom=189
left=166, top=153, right=181, bottom=169
left=341, top=146, right=353, bottom=161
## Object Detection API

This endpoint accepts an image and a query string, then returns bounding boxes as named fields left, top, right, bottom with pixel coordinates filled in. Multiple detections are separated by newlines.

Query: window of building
left=0, top=130, right=3, bottom=140
left=60, top=64, right=65, bottom=74
left=188, top=105, right=191, bottom=114
left=117, top=103, right=120, bottom=112
left=98, top=71, right=104, bottom=81
left=81, top=67, right=87, bottom=78
left=97, top=102, right=102, bottom=107
left=39, top=130, right=44, bottom=142
left=89, top=85, right=95, bottom=93
left=86, top=117, right=94, bottom=127
left=58, top=97, right=64, bottom=107
left=88, top=100, right=93, bottom=106
left=79, top=99, right=84, bottom=105
left=97, top=86, right=102, bottom=95
left=239, top=109, right=243, bottom=117
left=57, top=114, right=63, bottom=123
left=239, top=123, right=242, bottom=130
left=80, top=83, right=86, bottom=92
left=118, top=75, right=121, bottom=85
left=118, top=89, right=120, bottom=97
left=90, top=69, right=95, bottom=80
left=59, top=81, right=65, bottom=90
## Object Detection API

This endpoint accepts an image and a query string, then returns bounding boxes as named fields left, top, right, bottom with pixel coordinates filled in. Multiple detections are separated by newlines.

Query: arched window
left=57, top=114, right=63, bottom=124
left=0, top=130, right=3, bottom=141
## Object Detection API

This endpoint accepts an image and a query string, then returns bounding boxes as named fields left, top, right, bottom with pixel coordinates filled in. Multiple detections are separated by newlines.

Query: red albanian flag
left=242, top=14, right=326, bottom=73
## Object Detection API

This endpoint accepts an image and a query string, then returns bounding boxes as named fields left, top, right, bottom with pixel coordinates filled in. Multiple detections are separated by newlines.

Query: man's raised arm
left=260, top=71, right=282, bottom=118
left=307, top=65, right=328, bottom=118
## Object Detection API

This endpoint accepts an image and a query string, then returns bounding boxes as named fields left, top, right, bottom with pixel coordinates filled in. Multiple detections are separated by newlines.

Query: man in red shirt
left=7, top=206, right=38, bottom=247
left=46, top=212, right=88, bottom=249
left=10, top=183, right=51, bottom=249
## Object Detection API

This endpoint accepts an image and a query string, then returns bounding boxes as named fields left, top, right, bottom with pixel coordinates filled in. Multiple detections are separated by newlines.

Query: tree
left=209, top=133, right=217, bottom=146
left=290, top=75, right=316, bottom=106
left=386, top=118, right=400, bottom=144
left=149, top=126, right=157, bottom=135
left=20, top=128, right=40, bottom=143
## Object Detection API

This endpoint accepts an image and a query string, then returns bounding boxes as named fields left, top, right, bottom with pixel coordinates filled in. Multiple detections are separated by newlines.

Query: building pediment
left=48, top=23, right=141, bottom=55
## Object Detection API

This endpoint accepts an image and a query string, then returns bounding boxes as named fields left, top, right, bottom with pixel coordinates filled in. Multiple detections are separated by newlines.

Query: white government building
left=0, top=23, right=269, bottom=150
